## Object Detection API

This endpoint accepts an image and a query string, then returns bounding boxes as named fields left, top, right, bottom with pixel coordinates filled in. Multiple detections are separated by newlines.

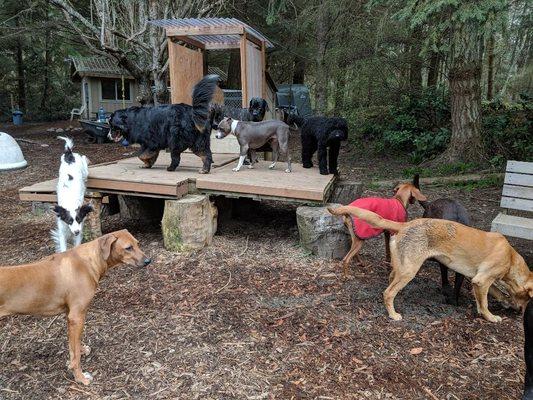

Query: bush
left=350, top=89, right=532, bottom=166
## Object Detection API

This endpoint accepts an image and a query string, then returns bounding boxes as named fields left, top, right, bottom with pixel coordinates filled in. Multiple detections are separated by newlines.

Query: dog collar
left=230, top=120, right=239, bottom=135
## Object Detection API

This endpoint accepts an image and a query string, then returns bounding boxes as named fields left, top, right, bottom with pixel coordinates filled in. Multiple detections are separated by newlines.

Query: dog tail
left=327, top=206, right=404, bottom=233
left=57, top=136, right=74, bottom=151
left=192, top=74, right=220, bottom=132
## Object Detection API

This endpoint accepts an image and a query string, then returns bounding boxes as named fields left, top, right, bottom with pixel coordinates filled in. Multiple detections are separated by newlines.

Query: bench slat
left=502, top=185, right=533, bottom=200
left=500, top=196, right=533, bottom=212
left=504, top=172, right=533, bottom=187
left=507, top=160, right=533, bottom=174
left=491, top=213, right=533, bottom=240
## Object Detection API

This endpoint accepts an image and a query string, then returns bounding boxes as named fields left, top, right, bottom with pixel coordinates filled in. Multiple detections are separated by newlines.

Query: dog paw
left=166, top=166, right=177, bottom=172
left=485, top=314, right=502, bottom=323
left=268, top=164, right=275, bottom=170
left=319, top=170, right=329, bottom=175
left=285, top=169, right=291, bottom=173
left=389, top=312, right=403, bottom=321
left=76, top=371, right=93, bottom=385
left=232, top=168, right=240, bottom=172
left=81, top=344, right=91, bottom=356
left=247, top=164, right=254, bottom=169
left=198, top=169, right=209, bottom=174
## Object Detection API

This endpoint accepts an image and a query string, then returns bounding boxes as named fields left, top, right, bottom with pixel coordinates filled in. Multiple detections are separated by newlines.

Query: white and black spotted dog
left=51, top=136, right=92, bottom=252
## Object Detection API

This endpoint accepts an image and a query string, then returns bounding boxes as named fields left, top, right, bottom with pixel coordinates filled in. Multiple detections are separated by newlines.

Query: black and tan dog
left=0, top=230, right=150, bottom=385
left=108, top=75, right=219, bottom=173
left=328, top=206, right=532, bottom=322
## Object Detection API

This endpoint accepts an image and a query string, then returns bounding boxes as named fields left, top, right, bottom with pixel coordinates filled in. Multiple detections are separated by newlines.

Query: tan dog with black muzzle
left=328, top=206, right=532, bottom=322
left=0, top=229, right=151, bottom=385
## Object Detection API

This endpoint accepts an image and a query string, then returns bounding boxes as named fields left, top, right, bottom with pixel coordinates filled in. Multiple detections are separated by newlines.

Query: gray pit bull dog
left=216, top=117, right=292, bottom=173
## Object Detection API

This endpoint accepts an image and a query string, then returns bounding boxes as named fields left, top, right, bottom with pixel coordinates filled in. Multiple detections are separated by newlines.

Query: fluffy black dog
left=524, top=300, right=533, bottom=400
left=209, top=97, right=269, bottom=129
left=287, top=114, right=348, bottom=175
left=108, top=74, right=219, bottom=173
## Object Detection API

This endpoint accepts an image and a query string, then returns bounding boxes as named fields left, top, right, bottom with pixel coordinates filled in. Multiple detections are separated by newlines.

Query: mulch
left=0, top=121, right=530, bottom=399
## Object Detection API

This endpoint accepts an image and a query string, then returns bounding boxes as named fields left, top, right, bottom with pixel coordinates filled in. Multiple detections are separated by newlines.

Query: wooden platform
left=19, top=153, right=336, bottom=204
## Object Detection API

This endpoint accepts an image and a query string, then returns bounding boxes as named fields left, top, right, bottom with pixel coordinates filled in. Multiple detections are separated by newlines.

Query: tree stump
left=118, top=195, right=164, bottom=222
left=296, top=204, right=350, bottom=260
left=83, top=192, right=103, bottom=242
left=329, top=180, right=363, bottom=204
left=161, top=195, right=218, bottom=252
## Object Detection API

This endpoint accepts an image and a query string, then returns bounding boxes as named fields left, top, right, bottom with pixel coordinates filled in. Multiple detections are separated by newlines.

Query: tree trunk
left=40, top=2, right=51, bottom=115
left=438, top=28, right=485, bottom=164
left=334, top=69, right=346, bottom=112
left=409, top=27, right=423, bottom=92
left=486, top=34, right=495, bottom=101
left=315, top=5, right=328, bottom=116
left=427, top=52, right=440, bottom=88
left=226, top=49, right=241, bottom=89
left=14, top=17, right=26, bottom=111
left=293, top=54, right=306, bottom=84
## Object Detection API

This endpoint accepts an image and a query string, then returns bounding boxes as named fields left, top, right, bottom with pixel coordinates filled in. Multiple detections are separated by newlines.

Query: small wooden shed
left=70, top=56, right=141, bottom=119
left=151, top=18, right=275, bottom=112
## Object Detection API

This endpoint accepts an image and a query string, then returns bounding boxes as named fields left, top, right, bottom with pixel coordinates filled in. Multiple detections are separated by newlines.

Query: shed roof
left=150, top=18, right=274, bottom=49
left=70, top=56, right=133, bottom=79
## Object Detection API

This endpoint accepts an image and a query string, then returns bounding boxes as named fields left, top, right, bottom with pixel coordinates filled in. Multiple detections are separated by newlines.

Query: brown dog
left=0, top=229, right=151, bottom=385
left=329, top=206, right=532, bottom=322
left=339, top=176, right=426, bottom=277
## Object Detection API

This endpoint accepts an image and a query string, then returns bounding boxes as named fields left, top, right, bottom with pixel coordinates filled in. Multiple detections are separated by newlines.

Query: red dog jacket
left=349, top=197, right=407, bottom=239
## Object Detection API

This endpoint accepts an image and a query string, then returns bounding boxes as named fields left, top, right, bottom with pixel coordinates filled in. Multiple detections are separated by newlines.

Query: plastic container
left=12, top=110, right=23, bottom=125
left=98, top=106, right=106, bottom=122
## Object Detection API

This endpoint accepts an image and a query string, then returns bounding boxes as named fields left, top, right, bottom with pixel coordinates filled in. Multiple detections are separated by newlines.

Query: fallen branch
left=16, top=138, right=49, bottom=147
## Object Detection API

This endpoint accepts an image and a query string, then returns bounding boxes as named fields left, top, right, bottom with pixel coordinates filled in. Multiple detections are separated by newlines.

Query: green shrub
left=350, top=89, right=532, bottom=166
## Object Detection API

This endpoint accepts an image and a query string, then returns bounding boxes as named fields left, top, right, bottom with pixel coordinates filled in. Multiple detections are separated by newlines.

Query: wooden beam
left=166, top=25, right=245, bottom=37
left=173, top=35, right=205, bottom=50
left=240, top=32, right=248, bottom=108
left=261, top=40, right=266, bottom=100
left=204, top=42, right=240, bottom=50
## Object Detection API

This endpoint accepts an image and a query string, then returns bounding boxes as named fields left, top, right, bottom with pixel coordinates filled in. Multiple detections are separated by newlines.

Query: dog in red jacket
left=337, top=175, right=426, bottom=277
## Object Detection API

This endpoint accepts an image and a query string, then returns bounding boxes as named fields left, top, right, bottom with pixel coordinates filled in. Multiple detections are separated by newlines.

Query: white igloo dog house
left=0, top=132, right=27, bottom=170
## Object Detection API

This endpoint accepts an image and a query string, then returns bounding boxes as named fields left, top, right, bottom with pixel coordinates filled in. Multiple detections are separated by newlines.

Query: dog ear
left=53, top=205, right=68, bottom=219
left=100, top=233, right=118, bottom=261
left=410, top=187, right=427, bottom=203
left=413, top=174, right=420, bottom=189
left=76, top=204, right=93, bottom=222
left=263, top=99, right=269, bottom=111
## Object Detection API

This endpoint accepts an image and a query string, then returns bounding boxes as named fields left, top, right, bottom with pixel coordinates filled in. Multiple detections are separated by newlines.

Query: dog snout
left=73, top=230, right=80, bottom=236
left=215, top=131, right=224, bottom=139
left=143, top=258, right=152, bottom=266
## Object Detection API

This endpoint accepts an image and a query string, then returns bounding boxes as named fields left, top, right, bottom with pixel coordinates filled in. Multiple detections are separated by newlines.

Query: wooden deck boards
left=19, top=155, right=334, bottom=203
left=196, top=161, right=334, bottom=202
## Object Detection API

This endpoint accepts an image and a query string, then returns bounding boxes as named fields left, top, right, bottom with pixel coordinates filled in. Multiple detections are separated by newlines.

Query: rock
left=73, top=127, right=83, bottom=131
left=296, top=204, right=350, bottom=260
left=55, top=128, right=64, bottom=133
left=161, top=195, right=217, bottom=252
left=329, top=180, right=363, bottom=204
left=46, top=128, right=56, bottom=132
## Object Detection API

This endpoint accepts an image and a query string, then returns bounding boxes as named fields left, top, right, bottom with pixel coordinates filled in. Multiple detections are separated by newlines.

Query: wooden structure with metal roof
left=151, top=18, right=274, bottom=108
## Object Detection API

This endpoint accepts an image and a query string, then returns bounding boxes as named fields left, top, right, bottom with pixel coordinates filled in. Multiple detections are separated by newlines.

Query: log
left=296, top=204, right=350, bottom=260
left=329, top=180, right=363, bottom=204
left=83, top=194, right=102, bottom=241
left=161, top=195, right=218, bottom=252
left=118, top=195, right=164, bottom=221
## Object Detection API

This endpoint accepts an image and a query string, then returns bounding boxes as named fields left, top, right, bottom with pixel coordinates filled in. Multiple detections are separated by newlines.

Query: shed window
left=101, top=78, right=131, bottom=101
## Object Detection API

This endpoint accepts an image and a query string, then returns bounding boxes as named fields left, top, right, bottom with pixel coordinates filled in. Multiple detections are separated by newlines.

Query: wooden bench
left=491, top=160, right=533, bottom=240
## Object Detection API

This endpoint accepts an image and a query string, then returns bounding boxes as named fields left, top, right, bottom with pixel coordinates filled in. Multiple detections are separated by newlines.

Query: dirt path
left=0, top=121, right=530, bottom=399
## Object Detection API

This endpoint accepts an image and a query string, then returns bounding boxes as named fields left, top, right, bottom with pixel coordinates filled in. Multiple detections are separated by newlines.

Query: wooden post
left=240, top=32, right=248, bottom=108
left=261, top=40, right=266, bottom=101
